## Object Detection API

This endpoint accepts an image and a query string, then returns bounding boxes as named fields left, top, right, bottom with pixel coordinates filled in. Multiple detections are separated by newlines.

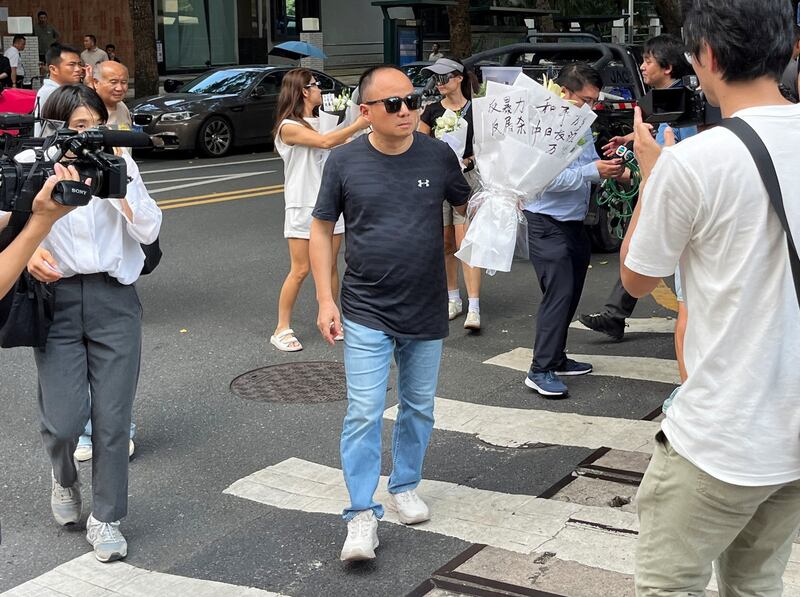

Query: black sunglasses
left=433, top=73, right=458, bottom=85
left=363, top=94, right=422, bottom=113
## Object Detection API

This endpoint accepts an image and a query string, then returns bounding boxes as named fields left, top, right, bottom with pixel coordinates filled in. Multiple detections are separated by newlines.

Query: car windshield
left=181, top=69, right=262, bottom=95
left=403, top=65, right=431, bottom=87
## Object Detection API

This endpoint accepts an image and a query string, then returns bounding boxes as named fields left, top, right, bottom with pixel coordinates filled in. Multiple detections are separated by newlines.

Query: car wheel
left=198, top=116, right=233, bottom=157
left=588, top=204, right=624, bottom=253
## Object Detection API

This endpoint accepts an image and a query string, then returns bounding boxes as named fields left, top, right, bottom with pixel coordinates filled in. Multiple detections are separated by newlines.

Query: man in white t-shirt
left=4, top=35, right=26, bottom=88
left=621, top=0, right=800, bottom=593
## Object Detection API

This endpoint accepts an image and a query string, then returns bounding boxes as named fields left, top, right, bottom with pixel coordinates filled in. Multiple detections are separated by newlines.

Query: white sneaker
left=74, top=443, right=93, bottom=462
left=340, top=510, right=379, bottom=561
left=75, top=440, right=135, bottom=461
left=448, top=299, right=463, bottom=320
left=86, top=514, right=128, bottom=562
left=51, top=469, right=82, bottom=526
left=388, top=489, right=430, bottom=524
left=464, top=310, right=481, bottom=330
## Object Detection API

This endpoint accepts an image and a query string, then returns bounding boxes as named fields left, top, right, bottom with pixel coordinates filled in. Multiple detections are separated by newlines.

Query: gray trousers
left=35, top=273, right=142, bottom=523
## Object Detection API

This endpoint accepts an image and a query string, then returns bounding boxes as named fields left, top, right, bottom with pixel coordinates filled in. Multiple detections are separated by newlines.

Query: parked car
left=464, top=42, right=646, bottom=252
left=129, top=65, right=350, bottom=157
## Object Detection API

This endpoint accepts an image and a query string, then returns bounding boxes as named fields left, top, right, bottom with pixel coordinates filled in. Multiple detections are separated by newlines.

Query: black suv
left=464, top=42, right=646, bottom=252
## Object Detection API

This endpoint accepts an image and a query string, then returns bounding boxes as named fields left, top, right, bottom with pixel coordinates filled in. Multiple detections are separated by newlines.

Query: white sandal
left=270, top=328, right=303, bottom=352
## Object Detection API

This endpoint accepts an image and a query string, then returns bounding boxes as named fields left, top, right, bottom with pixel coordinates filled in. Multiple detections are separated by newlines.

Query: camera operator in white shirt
left=25, top=84, right=161, bottom=564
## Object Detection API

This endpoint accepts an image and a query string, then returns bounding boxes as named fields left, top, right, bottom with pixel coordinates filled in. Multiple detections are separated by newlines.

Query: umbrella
left=269, top=41, right=327, bottom=61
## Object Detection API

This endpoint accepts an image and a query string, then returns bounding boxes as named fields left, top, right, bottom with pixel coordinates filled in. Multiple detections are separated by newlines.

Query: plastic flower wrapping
left=454, top=72, right=597, bottom=274
left=317, top=87, right=366, bottom=167
left=434, top=109, right=469, bottom=167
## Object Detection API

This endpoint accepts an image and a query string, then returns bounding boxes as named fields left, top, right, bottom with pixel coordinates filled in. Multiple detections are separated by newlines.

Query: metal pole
left=628, top=0, right=635, bottom=44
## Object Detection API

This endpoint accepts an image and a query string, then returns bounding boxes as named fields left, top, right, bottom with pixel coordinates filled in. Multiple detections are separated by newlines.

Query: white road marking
left=384, top=397, right=661, bottom=452
left=0, top=553, right=285, bottom=596
left=144, top=170, right=268, bottom=185
left=148, top=171, right=275, bottom=194
left=485, top=347, right=681, bottom=385
left=224, top=458, right=800, bottom=593
left=570, top=317, right=676, bottom=335
left=140, top=156, right=281, bottom=175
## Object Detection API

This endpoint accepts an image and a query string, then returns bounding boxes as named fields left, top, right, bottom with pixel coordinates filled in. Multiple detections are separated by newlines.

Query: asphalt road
left=0, top=147, right=677, bottom=596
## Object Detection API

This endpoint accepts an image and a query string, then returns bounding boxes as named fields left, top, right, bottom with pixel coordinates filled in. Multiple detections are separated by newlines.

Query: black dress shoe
left=578, top=312, right=625, bottom=341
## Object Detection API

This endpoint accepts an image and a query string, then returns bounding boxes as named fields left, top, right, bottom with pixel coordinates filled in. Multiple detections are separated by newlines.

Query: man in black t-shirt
left=310, top=65, right=471, bottom=563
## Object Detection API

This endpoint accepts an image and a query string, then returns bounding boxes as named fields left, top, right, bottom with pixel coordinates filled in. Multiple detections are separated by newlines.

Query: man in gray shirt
left=81, top=35, right=108, bottom=72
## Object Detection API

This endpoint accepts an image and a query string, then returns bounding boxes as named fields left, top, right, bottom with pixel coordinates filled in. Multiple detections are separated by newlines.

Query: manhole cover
left=230, top=361, right=347, bottom=403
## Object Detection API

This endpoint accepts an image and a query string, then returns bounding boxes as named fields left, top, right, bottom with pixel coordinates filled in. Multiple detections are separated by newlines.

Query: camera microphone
left=97, top=129, right=153, bottom=148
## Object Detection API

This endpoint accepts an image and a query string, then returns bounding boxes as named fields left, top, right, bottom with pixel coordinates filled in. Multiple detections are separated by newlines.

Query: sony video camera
left=639, top=75, right=722, bottom=127
left=0, top=113, right=153, bottom=214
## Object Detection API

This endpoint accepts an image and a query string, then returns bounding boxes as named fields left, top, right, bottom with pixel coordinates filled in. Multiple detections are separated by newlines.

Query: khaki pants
left=636, top=432, right=800, bottom=596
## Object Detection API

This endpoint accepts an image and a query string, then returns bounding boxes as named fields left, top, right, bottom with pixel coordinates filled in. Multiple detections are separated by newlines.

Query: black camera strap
left=719, top=117, right=800, bottom=309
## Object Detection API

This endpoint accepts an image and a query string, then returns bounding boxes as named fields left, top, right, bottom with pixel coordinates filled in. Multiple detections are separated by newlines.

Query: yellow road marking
left=651, top=279, right=678, bottom=313
left=156, top=184, right=284, bottom=206
left=160, top=188, right=284, bottom=210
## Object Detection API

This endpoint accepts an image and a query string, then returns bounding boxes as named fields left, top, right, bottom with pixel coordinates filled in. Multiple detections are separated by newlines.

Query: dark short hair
left=37, top=10, right=47, bottom=17
left=41, top=84, right=109, bottom=124
left=45, top=43, right=80, bottom=67
left=357, top=64, right=407, bottom=101
left=12, top=35, right=25, bottom=44
left=85, top=34, right=97, bottom=44
left=643, top=34, right=693, bottom=81
left=556, top=63, right=603, bottom=92
left=105, top=44, right=116, bottom=51
left=683, top=0, right=794, bottom=82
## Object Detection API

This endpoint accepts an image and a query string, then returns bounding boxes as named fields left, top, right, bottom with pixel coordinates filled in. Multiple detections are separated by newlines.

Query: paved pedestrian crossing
left=569, top=317, right=676, bottom=335
left=6, top=320, right=799, bottom=597
left=1, top=553, right=285, bottom=596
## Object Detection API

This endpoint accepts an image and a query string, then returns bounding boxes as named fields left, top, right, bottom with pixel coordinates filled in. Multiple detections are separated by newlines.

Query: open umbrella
left=269, top=41, right=327, bottom=61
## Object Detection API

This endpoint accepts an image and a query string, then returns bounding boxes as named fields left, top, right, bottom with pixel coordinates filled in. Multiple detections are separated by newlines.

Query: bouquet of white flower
left=317, top=87, right=367, bottom=168
left=433, top=109, right=469, bottom=166
left=454, top=72, right=597, bottom=274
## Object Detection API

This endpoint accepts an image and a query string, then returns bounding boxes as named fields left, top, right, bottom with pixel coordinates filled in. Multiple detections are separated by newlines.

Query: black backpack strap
left=718, top=117, right=800, bottom=309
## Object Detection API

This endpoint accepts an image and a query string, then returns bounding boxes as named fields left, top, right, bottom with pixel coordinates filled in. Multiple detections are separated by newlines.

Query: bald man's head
left=357, top=64, right=410, bottom=103
left=93, top=61, right=129, bottom=107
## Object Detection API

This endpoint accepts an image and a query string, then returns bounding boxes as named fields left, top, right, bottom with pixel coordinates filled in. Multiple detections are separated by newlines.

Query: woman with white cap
left=418, top=57, right=483, bottom=330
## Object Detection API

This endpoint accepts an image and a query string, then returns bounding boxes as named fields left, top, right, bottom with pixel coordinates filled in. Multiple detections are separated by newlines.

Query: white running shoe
left=448, top=299, right=463, bottom=320
left=86, top=514, right=128, bottom=562
left=389, top=489, right=430, bottom=524
left=340, top=510, right=379, bottom=561
left=464, top=310, right=481, bottom=330
left=75, top=439, right=135, bottom=461
left=51, top=469, right=82, bottom=526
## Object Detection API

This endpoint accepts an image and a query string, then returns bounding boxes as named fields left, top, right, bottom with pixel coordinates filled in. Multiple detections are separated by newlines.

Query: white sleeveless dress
left=274, top=117, right=345, bottom=238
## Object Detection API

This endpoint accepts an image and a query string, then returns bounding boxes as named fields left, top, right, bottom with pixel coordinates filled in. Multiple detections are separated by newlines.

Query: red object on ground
left=0, top=87, right=36, bottom=114
left=0, top=87, right=37, bottom=136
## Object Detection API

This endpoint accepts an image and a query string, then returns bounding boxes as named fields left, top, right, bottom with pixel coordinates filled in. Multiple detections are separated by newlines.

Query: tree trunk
left=129, top=0, right=159, bottom=98
left=654, top=0, right=683, bottom=35
left=446, top=0, right=472, bottom=59
left=535, top=0, right=556, bottom=33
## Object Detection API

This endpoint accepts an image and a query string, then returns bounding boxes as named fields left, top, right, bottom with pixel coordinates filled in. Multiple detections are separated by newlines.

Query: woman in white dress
left=271, top=68, right=369, bottom=351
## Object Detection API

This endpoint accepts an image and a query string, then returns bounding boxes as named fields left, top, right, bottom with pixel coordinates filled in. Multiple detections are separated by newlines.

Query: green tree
left=654, top=0, right=682, bottom=34
left=129, top=0, right=159, bottom=97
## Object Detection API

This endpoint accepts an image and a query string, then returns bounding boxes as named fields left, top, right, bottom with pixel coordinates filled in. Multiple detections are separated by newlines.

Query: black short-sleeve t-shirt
left=313, top=132, right=472, bottom=340
left=420, top=99, right=474, bottom=159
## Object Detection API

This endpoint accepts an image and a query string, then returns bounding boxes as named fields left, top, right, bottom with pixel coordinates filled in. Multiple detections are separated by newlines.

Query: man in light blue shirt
left=523, top=63, right=624, bottom=397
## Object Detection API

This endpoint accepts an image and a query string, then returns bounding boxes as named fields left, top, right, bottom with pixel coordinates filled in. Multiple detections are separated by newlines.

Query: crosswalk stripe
left=0, top=553, right=284, bottom=596
left=484, top=347, right=681, bottom=385
left=570, top=317, right=677, bottom=335
left=384, top=397, right=661, bottom=452
left=223, top=458, right=800, bottom=593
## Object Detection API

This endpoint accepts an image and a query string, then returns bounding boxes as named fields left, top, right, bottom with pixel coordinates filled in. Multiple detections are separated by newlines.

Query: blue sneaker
left=555, top=358, right=593, bottom=376
left=525, top=370, right=568, bottom=397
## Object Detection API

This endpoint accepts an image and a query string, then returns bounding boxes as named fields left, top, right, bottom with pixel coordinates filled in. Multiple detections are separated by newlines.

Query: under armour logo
left=418, top=179, right=430, bottom=187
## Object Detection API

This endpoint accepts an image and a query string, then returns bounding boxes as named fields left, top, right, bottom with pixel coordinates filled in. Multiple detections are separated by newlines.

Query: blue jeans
left=341, top=318, right=443, bottom=521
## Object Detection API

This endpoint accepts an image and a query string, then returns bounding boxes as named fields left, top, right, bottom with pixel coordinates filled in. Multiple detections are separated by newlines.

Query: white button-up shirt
left=40, top=153, right=162, bottom=285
